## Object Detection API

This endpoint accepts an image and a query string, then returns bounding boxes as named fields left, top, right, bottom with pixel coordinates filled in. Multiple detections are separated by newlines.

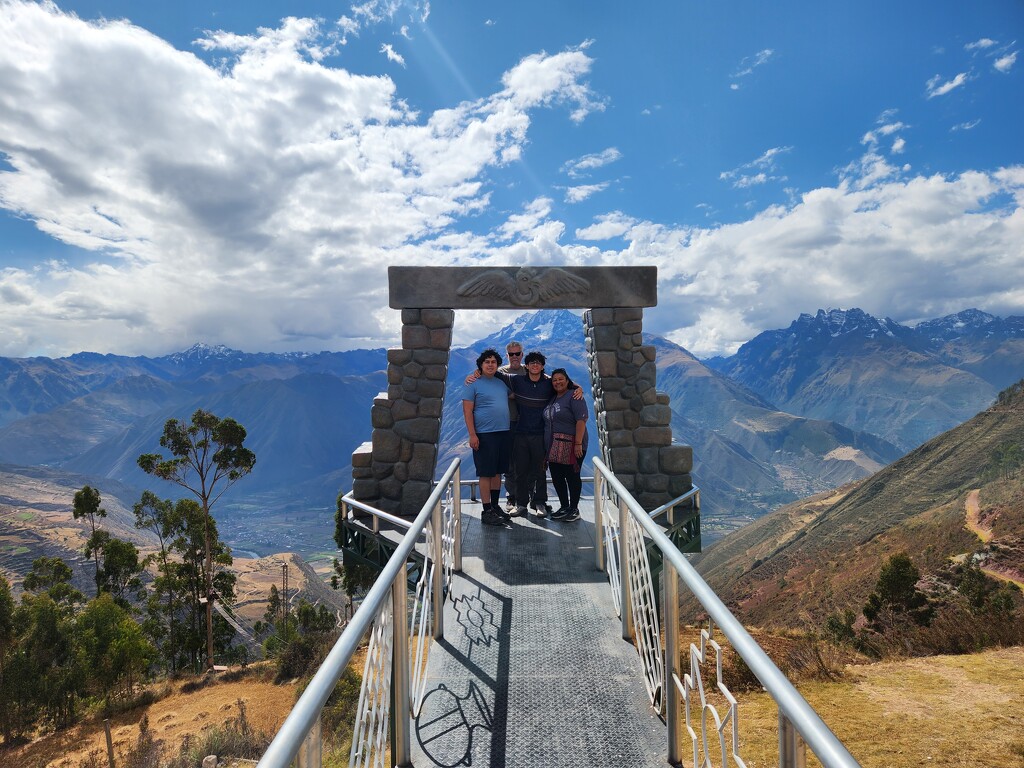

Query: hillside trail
left=6, top=672, right=297, bottom=768
left=964, top=488, right=1024, bottom=589
left=964, top=489, right=992, bottom=542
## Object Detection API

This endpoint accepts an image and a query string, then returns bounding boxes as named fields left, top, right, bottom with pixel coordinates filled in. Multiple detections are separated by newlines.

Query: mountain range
left=1, top=307, right=1022, bottom=569
left=707, top=308, right=1024, bottom=452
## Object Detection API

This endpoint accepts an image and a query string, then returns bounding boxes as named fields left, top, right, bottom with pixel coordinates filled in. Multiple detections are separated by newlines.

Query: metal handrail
left=256, top=458, right=462, bottom=768
left=592, top=457, right=859, bottom=768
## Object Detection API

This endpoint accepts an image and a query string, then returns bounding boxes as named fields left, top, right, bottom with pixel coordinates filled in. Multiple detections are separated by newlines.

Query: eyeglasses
left=508, top=352, right=522, bottom=357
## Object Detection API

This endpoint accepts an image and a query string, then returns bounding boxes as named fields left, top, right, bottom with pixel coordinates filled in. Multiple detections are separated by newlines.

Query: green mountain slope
left=691, top=382, right=1024, bottom=627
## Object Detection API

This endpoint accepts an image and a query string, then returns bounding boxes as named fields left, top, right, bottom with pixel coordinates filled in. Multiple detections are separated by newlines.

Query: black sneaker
left=560, top=508, right=580, bottom=522
left=481, top=509, right=509, bottom=527
left=550, top=507, right=569, bottom=520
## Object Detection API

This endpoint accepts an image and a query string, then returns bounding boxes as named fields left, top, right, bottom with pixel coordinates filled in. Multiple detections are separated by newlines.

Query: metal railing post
left=665, top=560, right=682, bottom=764
left=453, top=463, right=463, bottom=572
left=296, top=718, right=322, bottom=768
left=392, top=573, right=412, bottom=767
left=780, top=713, right=807, bottom=768
left=594, top=469, right=605, bottom=572
left=432, top=497, right=444, bottom=639
left=619, top=495, right=633, bottom=641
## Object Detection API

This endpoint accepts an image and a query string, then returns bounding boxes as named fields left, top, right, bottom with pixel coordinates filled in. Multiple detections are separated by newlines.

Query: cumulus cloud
left=499, top=41, right=605, bottom=123
left=926, top=72, right=970, bottom=98
left=564, top=183, right=609, bottom=203
left=0, top=2, right=602, bottom=356
left=1, top=2, right=1022, bottom=363
left=561, top=148, right=622, bottom=179
left=569, top=164, right=1024, bottom=357
left=994, top=51, right=1018, bottom=73
left=965, top=38, right=997, bottom=51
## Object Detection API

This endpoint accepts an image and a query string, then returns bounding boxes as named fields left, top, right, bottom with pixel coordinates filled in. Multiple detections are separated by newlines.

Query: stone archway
left=349, top=266, right=692, bottom=515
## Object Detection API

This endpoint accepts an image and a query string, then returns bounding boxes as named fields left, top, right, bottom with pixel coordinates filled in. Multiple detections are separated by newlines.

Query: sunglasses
left=508, top=351, right=523, bottom=356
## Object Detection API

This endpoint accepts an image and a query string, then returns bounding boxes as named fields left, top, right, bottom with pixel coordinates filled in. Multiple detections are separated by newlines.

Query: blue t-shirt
left=462, top=375, right=511, bottom=434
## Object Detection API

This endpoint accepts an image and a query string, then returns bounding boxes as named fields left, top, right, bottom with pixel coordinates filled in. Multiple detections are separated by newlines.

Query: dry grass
left=727, top=645, right=1024, bottom=767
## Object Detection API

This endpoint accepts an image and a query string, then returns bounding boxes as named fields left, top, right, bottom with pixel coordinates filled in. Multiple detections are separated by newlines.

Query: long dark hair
left=549, top=367, right=576, bottom=392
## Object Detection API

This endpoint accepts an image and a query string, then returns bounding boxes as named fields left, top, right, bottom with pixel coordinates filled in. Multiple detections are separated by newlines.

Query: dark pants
left=504, top=420, right=518, bottom=499
left=550, top=459, right=584, bottom=510
left=513, top=432, right=547, bottom=506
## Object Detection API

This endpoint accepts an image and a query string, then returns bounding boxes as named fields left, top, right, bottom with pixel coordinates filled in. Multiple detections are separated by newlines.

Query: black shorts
left=473, top=431, right=510, bottom=477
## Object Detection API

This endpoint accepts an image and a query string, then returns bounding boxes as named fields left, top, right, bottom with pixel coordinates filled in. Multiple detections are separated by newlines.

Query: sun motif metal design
left=453, top=593, right=498, bottom=647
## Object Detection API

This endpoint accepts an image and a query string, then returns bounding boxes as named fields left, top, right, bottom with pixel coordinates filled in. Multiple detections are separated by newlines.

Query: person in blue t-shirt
left=462, top=348, right=513, bottom=527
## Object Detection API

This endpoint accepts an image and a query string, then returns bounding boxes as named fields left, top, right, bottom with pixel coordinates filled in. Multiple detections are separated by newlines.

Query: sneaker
left=550, top=507, right=569, bottom=520
left=509, top=505, right=527, bottom=518
left=560, top=508, right=580, bottom=522
left=531, top=504, right=550, bottom=519
left=481, top=509, right=509, bottom=527
left=505, top=496, right=517, bottom=511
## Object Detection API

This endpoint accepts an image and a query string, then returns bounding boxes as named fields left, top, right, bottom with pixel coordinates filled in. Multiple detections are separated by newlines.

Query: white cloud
left=891, top=137, right=906, bottom=154
left=965, top=38, right=997, bottom=51
left=0, top=2, right=602, bottom=356
left=994, top=51, right=1018, bottom=73
left=499, top=41, right=605, bottom=123
left=575, top=165, right=1024, bottom=358
left=575, top=212, right=635, bottom=241
left=561, top=148, right=622, bottom=178
left=952, top=119, right=981, bottom=132
left=564, top=183, right=608, bottom=203
left=732, top=48, right=774, bottom=78
left=380, top=43, right=406, bottom=66
left=926, top=72, right=970, bottom=98
left=720, top=147, right=791, bottom=189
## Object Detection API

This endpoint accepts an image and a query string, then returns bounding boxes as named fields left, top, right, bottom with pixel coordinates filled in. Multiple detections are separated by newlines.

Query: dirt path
left=963, top=489, right=1024, bottom=589
left=7, top=673, right=297, bottom=768
left=964, top=489, right=991, bottom=542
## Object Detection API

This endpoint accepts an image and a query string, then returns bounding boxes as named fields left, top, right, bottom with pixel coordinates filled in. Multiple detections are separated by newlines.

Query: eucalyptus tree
left=138, top=409, right=255, bottom=671
left=73, top=485, right=107, bottom=597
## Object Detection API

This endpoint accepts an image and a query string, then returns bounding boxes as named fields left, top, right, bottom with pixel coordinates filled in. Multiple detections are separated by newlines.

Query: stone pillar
left=583, top=308, right=693, bottom=511
left=349, top=308, right=454, bottom=515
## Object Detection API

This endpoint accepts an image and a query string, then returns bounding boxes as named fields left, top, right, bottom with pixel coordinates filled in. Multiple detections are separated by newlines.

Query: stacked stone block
left=583, top=308, right=693, bottom=511
left=350, top=308, right=454, bottom=515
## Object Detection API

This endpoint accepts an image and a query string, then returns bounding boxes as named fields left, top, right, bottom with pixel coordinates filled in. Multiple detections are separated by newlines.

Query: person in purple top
left=543, top=368, right=589, bottom=522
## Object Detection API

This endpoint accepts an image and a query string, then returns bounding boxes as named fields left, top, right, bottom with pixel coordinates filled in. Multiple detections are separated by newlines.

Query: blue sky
left=1, top=0, right=1022, bottom=358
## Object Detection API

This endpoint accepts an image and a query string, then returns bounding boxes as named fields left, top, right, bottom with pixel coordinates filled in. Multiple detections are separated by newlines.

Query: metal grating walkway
left=410, top=499, right=666, bottom=767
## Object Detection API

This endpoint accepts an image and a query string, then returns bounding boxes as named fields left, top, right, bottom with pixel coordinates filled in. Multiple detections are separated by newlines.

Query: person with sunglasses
left=499, top=341, right=525, bottom=512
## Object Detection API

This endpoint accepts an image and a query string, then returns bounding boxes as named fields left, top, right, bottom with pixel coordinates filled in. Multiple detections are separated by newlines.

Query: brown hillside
left=5, top=670, right=297, bottom=768
left=690, top=388, right=1024, bottom=627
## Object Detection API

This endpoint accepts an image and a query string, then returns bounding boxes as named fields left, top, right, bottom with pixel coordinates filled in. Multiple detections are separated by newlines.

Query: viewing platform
left=411, top=497, right=665, bottom=767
